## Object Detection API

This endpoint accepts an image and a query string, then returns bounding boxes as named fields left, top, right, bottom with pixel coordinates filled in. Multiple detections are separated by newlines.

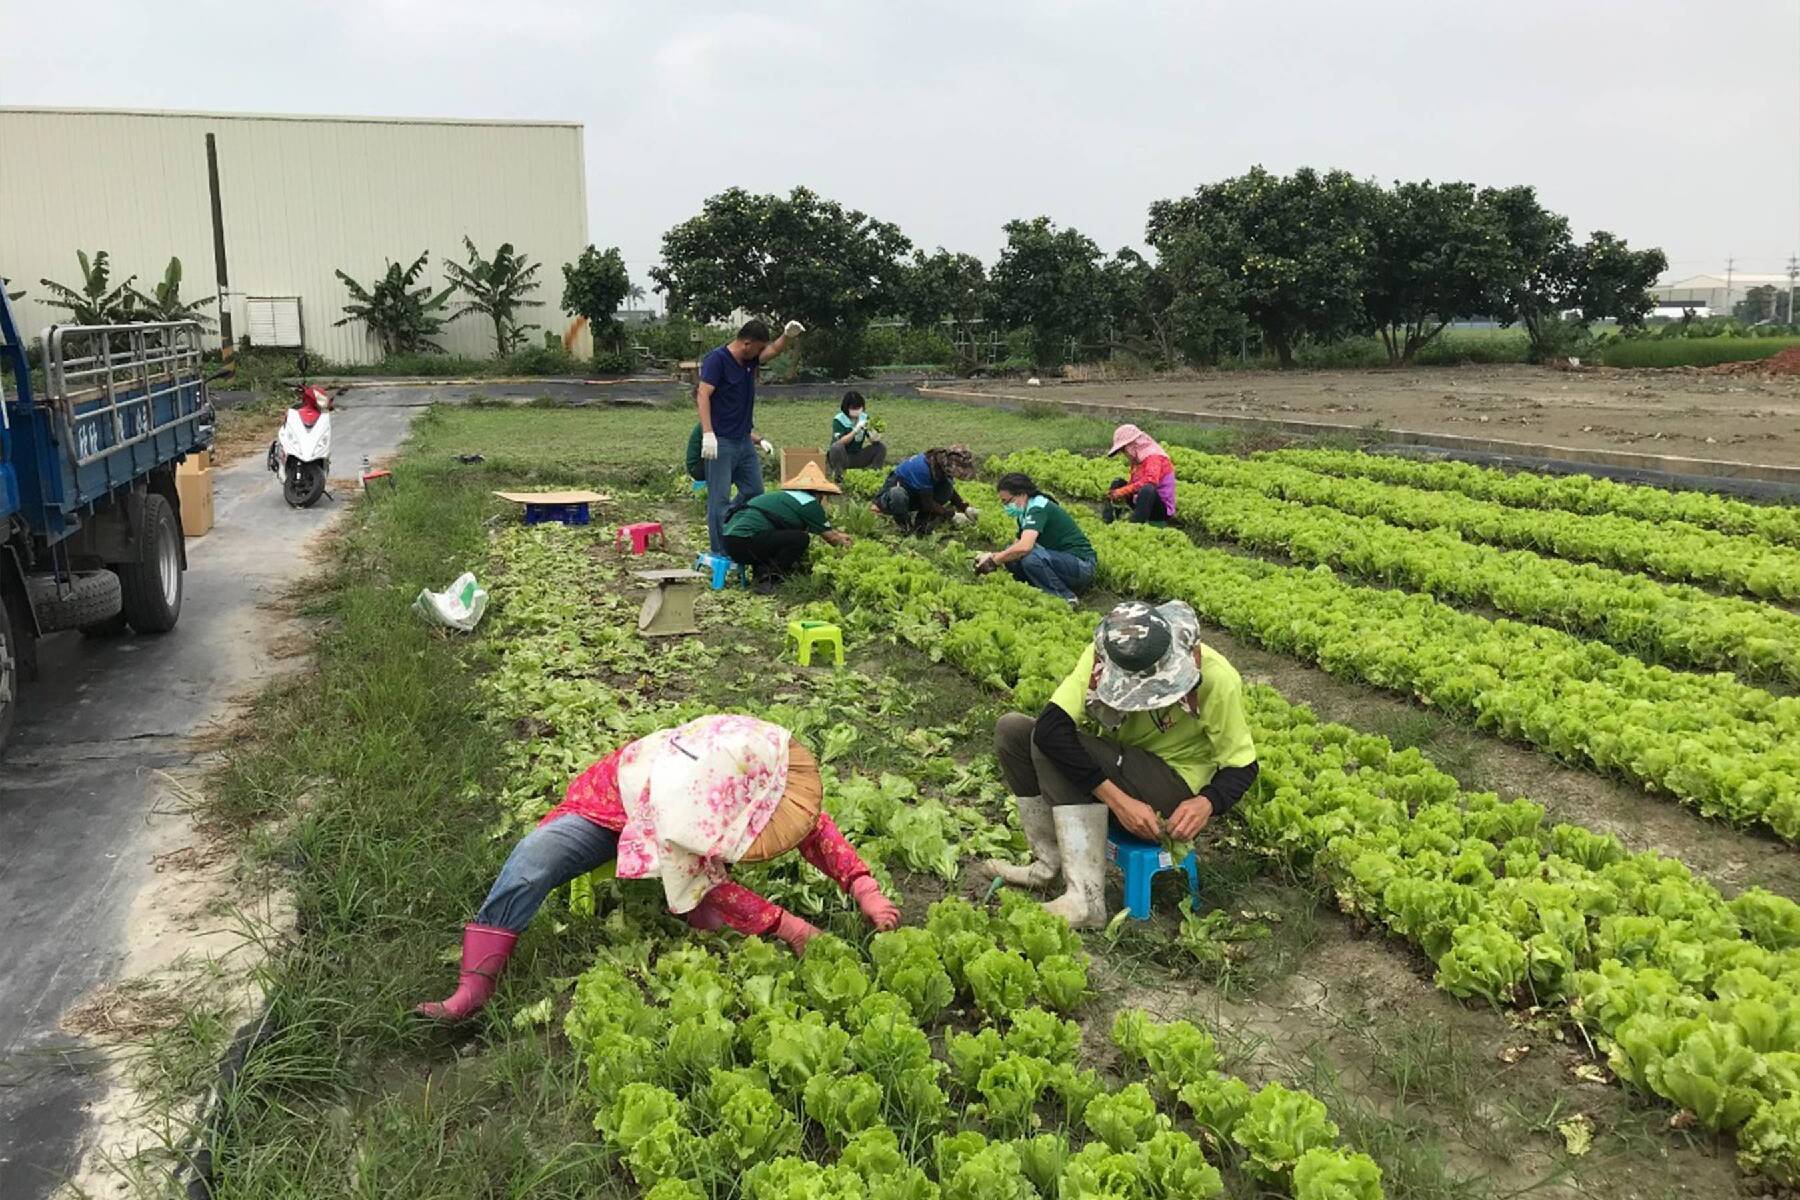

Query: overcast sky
left=6, top=1, right=1798, bottom=298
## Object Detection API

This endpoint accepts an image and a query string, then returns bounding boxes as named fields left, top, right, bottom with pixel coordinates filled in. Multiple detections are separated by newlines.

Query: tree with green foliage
left=1148, top=167, right=1378, bottom=367
left=652, top=186, right=912, bottom=332
left=1482, top=186, right=1667, bottom=360
left=334, top=252, right=457, bottom=357
left=1736, top=285, right=1791, bottom=325
left=131, top=256, right=217, bottom=329
left=446, top=237, right=544, bottom=358
left=1109, top=226, right=1246, bottom=367
left=988, top=217, right=1107, bottom=368
left=1362, top=181, right=1512, bottom=364
left=39, top=250, right=138, bottom=325
left=561, top=244, right=633, bottom=350
left=897, top=248, right=989, bottom=367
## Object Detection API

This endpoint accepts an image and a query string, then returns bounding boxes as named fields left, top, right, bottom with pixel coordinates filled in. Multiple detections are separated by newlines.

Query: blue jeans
left=474, top=814, right=619, bottom=932
left=1007, top=547, right=1096, bottom=601
left=706, top=436, right=765, bottom=555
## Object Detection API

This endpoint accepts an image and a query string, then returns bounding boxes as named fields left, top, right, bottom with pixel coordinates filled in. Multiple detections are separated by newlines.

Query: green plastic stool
left=568, top=860, right=618, bottom=918
left=786, top=619, right=845, bottom=667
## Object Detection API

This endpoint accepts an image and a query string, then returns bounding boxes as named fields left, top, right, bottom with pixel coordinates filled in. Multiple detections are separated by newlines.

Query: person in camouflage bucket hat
left=983, top=600, right=1260, bottom=928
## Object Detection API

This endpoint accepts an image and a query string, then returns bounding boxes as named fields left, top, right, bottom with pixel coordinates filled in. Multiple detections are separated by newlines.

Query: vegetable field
left=175, top=396, right=1800, bottom=1200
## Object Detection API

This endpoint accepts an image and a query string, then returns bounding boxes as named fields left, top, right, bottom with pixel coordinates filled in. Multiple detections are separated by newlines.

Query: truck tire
left=26, top=570, right=123, bottom=634
left=118, top=492, right=184, bottom=633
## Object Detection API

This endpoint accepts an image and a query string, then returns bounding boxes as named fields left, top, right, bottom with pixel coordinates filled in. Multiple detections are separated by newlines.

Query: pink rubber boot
left=415, top=924, right=518, bottom=1022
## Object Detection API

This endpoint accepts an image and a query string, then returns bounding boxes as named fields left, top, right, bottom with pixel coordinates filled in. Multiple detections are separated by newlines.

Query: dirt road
left=0, top=399, right=422, bottom=1200
left=947, top=364, right=1800, bottom=469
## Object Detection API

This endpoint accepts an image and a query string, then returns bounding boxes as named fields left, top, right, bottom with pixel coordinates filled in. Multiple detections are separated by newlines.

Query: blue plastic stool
left=694, top=553, right=748, bottom=590
left=1106, top=828, right=1201, bottom=920
left=691, top=479, right=708, bottom=495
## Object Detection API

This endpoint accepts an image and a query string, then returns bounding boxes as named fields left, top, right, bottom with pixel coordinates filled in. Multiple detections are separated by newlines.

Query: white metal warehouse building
left=0, top=107, right=591, bottom=363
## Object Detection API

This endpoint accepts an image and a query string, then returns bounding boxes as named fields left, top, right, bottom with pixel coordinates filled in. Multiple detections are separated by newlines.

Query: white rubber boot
left=1042, top=804, right=1111, bottom=929
left=982, top=796, right=1060, bottom=888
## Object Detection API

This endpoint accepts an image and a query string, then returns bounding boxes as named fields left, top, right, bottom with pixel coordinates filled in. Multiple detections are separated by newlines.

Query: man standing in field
left=698, top=318, right=805, bottom=555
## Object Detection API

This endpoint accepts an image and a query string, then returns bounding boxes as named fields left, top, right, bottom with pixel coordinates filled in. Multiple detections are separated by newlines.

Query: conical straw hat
left=780, top=460, right=842, bottom=494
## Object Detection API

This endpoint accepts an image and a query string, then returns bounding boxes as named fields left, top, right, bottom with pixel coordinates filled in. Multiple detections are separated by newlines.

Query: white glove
left=964, top=506, right=980, bottom=521
left=975, top=553, right=995, bottom=573
left=855, top=413, right=868, bottom=428
left=759, top=438, right=774, bottom=455
left=951, top=510, right=973, bottom=528
left=701, top=431, right=719, bottom=460
left=783, top=320, right=806, bottom=338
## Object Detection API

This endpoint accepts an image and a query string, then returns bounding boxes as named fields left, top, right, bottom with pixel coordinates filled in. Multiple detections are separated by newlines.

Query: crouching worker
left=1103, top=423, right=1177, bottom=525
left=975, top=472, right=1096, bottom=604
left=685, top=422, right=707, bottom=487
left=723, top=461, right=853, bottom=593
left=984, top=601, right=1258, bottom=928
left=418, top=714, right=899, bottom=1022
left=875, top=445, right=979, bottom=533
left=826, top=391, right=888, bottom=479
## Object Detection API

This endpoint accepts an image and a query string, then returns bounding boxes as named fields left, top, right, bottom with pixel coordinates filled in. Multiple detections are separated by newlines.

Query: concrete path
left=0, top=398, right=423, bottom=1199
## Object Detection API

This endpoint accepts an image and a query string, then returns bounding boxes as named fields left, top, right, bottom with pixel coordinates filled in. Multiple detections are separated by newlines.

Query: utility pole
left=205, top=132, right=233, bottom=360
left=1786, top=254, right=1797, bottom=327
left=1724, top=255, right=1735, bottom=320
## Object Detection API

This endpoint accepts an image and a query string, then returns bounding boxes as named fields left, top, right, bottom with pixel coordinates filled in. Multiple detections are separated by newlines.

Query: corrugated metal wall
left=0, top=108, right=590, bottom=364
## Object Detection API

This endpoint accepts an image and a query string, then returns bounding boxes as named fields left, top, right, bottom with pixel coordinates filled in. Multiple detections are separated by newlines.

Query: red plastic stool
left=616, top=521, right=666, bottom=555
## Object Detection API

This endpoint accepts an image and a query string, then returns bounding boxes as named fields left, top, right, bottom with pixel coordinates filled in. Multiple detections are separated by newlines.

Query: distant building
left=1652, top=273, right=1793, bottom=320
left=0, top=106, right=591, bottom=363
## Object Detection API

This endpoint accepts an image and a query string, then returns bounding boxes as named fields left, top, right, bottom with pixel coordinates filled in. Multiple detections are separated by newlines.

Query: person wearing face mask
left=974, top=471, right=1096, bottom=605
left=825, top=391, right=888, bottom=480
left=874, top=445, right=979, bottom=534
left=1102, top=423, right=1177, bottom=526
left=416, top=714, right=900, bottom=1023
left=984, top=601, right=1259, bottom=928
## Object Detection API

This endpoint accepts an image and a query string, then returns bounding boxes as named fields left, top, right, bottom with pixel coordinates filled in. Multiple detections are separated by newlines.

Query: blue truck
left=0, top=286, right=214, bottom=751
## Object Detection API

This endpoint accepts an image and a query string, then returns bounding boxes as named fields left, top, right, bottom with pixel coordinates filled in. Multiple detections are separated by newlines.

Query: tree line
left=652, top=169, right=1668, bottom=369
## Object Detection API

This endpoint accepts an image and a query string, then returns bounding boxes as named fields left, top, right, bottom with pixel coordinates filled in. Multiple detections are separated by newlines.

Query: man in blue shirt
left=698, top=317, right=804, bottom=555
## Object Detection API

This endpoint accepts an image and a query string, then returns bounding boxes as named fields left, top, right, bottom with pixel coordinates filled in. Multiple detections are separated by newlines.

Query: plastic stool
left=786, top=620, right=844, bottom=667
left=694, top=553, right=748, bottom=590
left=1106, top=828, right=1201, bottom=920
left=616, top=521, right=665, bottom=555
left=691, top=479, right=708, bottom=495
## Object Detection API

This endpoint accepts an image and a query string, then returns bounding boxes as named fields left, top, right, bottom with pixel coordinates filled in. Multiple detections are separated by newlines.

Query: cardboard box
left=779, top=447, right=827, bottom=481
left=176, top=458, right=213, bottom=536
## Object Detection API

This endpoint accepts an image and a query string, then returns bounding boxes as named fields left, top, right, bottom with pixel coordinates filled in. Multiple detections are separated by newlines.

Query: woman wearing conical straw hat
left=723, top=460, right=853, bottom=593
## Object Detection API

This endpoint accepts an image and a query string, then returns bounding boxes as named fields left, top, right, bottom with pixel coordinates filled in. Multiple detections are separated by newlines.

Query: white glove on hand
left=963, top=506, right=980, bottom=521
left=701, top=431, right=719, bottom=460
left=951, top=510, right=973, bottom=528
left=975, top=553, right=995, bottom=573
left=783, top=320, right=806, bottom=338
left=855, top=413, right=868, bottom=428
left=759, top=438, right=774, bottom=455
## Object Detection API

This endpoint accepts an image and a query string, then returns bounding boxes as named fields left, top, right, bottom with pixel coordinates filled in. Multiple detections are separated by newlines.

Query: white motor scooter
left=268, top=383, right=334, bottom=507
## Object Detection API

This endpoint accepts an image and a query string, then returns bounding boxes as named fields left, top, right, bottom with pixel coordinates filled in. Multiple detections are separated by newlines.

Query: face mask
left=1002, top=500, right=1026, bottom=518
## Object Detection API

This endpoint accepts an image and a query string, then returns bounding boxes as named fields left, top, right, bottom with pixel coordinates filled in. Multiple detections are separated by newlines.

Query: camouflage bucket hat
left=1091, top=600, right=1202, bottom=714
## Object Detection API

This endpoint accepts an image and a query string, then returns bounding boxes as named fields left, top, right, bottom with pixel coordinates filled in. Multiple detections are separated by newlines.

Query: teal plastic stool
left=786, top=620, right=844, bottom=666
left=691, top=479, right=708, bottom=495
left=694, top=553, right=748, bottom=589
left=1106, top=828, right=1201, bottom=920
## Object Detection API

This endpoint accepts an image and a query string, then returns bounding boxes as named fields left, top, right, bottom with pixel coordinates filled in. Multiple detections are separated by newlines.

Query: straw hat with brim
left=1091, top=600, right=1202, bottom=713
left=780, top=461, right=842, bottom=495
left=740, top=741, right=823, bottom=862
left=1107, top=423, right=1145, bottom=456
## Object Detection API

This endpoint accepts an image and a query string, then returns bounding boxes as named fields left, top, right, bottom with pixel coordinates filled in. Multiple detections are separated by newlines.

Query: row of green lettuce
left=1265, top=447, right=1800, bottom=550
left=568, top=892, right=1388, bottom=1200
left=1000, top=449, right=1800, bottom=685
left=973, top=455, right=1800, bottom=844
left=810, top=515, right=1800, bottom=1185
left=480, top=518, right=1391, bottom=1199
left=1160, top=446, right=1800, bottom=602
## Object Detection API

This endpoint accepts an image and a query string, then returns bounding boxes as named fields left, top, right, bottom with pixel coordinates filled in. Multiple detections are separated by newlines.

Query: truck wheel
left=25, top=570, right=123, bottom=634
left=118, top=492, right=184, bottom=633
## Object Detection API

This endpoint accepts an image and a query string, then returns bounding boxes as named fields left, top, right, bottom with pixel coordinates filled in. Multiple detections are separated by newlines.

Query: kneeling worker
left=976, top=471, right=1096, bottom=604
left=724, top=461, right=853, bottom=592
left=875, top=445, right=979, bottom=533
left=986, top=600, right=1258, bottom=928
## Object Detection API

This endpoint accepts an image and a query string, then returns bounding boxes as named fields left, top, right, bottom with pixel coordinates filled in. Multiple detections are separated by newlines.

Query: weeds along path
left=1264, top=447, right=1800, bottom=548
left=1163, top=446, right=1800, bottom=603
left=815, top=497, right=1800, bottom=1186
left=999, top=450, right=1800, bottom=687
left=983, top=452, right=1800, bottom=844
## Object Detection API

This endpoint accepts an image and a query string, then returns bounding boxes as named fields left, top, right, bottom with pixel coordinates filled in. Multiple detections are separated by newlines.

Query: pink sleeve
left=797, top=812, right=873, bottom=892
left=699, top=881, right=781, bottom=936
